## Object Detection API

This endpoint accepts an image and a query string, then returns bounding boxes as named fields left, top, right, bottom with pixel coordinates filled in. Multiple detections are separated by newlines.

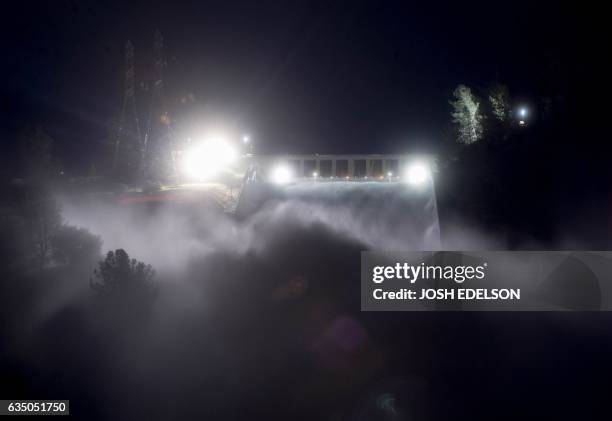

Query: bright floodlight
left=405, top=162, right=430, bottom=185
left=271, top=164, right=292, bottom=184
left=182, top=137, right=237, bottom=180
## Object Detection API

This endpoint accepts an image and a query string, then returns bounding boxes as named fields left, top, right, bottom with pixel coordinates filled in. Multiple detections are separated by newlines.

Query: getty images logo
left=372, top=262, right=487, bottom=284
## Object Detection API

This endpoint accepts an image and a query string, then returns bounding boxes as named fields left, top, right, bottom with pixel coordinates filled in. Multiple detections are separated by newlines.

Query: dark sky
left=0, top=1, right=598, bottom=172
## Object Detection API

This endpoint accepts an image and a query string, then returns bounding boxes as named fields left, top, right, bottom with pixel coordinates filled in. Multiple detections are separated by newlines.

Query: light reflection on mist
left=58, top=183, right=502, bottom=275
left=58, top=199, right=426, bottom=274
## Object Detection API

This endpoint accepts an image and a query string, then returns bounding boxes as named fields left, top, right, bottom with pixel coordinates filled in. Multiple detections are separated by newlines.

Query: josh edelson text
left=371, top=262, right=521, bottom=301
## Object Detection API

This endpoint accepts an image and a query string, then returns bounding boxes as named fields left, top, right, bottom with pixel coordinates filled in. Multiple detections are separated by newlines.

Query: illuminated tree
left=450, top=84, right=484, bottom=144
left=488, top=83, right=510, bottom=122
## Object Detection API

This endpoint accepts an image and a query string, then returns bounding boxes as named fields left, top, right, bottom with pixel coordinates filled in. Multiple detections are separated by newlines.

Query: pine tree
left=450, top=85, right=484, bottom=144
left=90, top=249, right=157, bottom=301
left=488, top=83, right=510, bottom=122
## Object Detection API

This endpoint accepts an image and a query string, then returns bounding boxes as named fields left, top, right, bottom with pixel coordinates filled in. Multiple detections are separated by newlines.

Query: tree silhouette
left=90, top=249, right=157, bottom=302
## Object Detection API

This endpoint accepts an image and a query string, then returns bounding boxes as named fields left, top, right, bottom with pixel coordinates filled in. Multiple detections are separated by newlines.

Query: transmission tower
left=143, top=29, right=177, bottom=182
left=113, top=40, right=143, bottom=178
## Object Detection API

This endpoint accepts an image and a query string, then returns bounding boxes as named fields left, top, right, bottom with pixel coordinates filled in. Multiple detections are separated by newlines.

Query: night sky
left=0, top=1, right=600, bottom=174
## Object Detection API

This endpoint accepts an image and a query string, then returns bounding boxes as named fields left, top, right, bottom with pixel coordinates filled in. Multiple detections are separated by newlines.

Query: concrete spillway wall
left=251, top=154, right=436, bottom=180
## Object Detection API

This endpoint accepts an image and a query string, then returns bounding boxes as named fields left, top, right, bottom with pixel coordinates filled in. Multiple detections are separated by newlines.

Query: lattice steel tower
left=143, top=29, right=177, bottom=181
left=113, top=40, right=143, bottom=179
